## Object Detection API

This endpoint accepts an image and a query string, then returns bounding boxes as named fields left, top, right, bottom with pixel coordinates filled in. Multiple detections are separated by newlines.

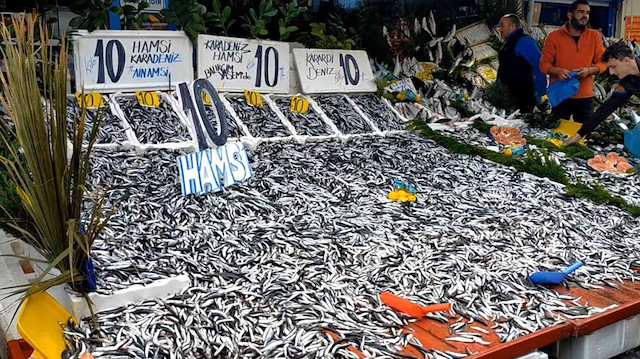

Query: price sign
left=244, top=90, right=263, bottom=107
left=176, top=78, right=253, bottom=197
left=293, top=48, right=376, bottom=94
left=75, top=92, right=104, bottom=109
left=73, top=30, right=194, bottom=92
left=290, top=96, right=309, bottom=114
left=197, top=35, right=289, bottom=93
left=476, top=64, right=497, bottom=84
left=135, top=91, right=160, bottom=107
left=202, top=92, right=212, bottom=106
left=416, top=62, right=438, bottom=82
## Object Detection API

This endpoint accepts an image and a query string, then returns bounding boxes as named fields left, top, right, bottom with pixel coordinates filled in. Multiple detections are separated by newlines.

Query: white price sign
left=197, top=35, right=289, bottom=93
left=73, top=30, right=194, bottom=92
left=293, top=48, right=376, bottom=94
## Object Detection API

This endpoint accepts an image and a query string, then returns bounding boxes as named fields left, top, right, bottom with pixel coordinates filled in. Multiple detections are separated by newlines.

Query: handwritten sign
left=75, top=92, right=104, bottom=109
left=197, top=35, right=289, bottom=93
left=177, top=143, right=253, bottom=196
left=385, top=78, right=417, bottom=94
left=293, top=48, right=376, bottom=94
left=244, top=90, right=263, bottom=107
left=290, top=95, right=309, bottom=114
left=73, top=30, right=194, bottom=92
left=135, top=91, right=160, bottom=107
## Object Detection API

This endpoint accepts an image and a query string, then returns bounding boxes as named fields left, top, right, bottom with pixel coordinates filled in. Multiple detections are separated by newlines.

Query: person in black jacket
left=565, top=41, right=640, bottom=145
left=497, top=14, right=547, bottom=112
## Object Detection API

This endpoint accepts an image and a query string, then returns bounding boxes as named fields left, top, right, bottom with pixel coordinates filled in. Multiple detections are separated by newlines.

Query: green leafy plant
left=119, top=0, right=150, bottom=30
left=69, top=0, right=119, bottom=31
left=523, top=148, right=569, bottom=185
left=0, top=15, right=112, bottom=300
left=278, top=0, right=303, bottom=41
left=481, top=0, right=520, bottom=28
left=242, top=0, right=278, bottom=38
left=207, top=0, right=235, bottom=36
left=160, top=0, right=207, bottom=43
left=310, top=22, right=355, bottom=49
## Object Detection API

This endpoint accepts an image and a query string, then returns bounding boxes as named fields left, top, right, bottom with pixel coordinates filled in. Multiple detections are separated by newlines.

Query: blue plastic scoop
left=529, top=261, right=583, bottom=285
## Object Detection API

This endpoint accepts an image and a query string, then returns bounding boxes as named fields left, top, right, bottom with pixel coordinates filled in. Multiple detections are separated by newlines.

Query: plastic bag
left=625, top=123, right=640, bottom=159
left=547, top=71, right=579, bottom=108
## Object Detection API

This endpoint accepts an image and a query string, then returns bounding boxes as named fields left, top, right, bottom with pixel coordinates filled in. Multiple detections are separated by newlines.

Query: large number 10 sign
left=177, top=78, right=228, bottom=149
left=176, top=79, right=252, bottom=197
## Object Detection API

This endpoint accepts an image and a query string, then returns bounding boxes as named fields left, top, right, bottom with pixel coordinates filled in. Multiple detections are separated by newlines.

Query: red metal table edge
left=466, top=323, right=573, bottom=359
left=569, top=295, right=640, bottom=336
left=465, top=291, right=640, bottom=358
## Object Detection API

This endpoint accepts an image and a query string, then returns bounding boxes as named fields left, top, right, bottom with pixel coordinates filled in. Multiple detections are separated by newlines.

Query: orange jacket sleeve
left=593, top=33, right=606, bottom=73
left=539, top=35, right=555, bottom=74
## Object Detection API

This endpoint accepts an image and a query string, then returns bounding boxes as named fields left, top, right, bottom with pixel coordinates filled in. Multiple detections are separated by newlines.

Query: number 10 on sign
left=290, top=96, right=309, bottom=114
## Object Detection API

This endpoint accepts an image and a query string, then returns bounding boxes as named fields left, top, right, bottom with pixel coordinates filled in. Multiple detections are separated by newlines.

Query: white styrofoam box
left=551, top=314, right=640, bottom=359
left=517, top=350, right=549, bottom=359
left=69, top=275, right=190, bottom=319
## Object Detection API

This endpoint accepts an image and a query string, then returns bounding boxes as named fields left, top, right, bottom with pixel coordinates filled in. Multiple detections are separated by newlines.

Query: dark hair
left=502, top=14, right=520, bottom=26
left=569, top=0, right=590, bottom=13
left=602, top=41, right=635, bottom=62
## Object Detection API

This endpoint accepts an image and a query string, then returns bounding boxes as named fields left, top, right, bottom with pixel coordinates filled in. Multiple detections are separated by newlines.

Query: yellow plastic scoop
left=552, top=119, right=583, bottom=137
left=17, top=290, right=75, bottom=359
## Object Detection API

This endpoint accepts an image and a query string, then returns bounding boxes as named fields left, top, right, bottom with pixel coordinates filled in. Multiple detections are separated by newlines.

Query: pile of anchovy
left=70, top=125, right=640, bottom=358
left=66, top=99, right=127, bottom=145
left=314, top=95, right=373, bottom=135
left=440, top=125, right=640, bottom=206
left=351, top=95, right=405, bottom=131
left=226, top=96, right=289, bottom=138
left=204, top=105, right=244, bottom=138
left=274, top=97, right=333, bottom=137
left=116, top=96, right=191, bottom=144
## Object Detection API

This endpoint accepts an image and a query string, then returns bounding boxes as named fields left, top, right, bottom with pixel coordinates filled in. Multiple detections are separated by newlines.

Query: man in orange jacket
left=539, top=0, right=606, bottom=125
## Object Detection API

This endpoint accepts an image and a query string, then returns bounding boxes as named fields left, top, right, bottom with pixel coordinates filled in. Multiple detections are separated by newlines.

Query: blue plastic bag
left=625, top=123, right=640, bottom=159
left=547, top=71, right=579, bottom=108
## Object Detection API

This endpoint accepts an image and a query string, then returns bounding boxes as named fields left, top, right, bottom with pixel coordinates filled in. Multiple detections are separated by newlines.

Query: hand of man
left=563, top=134, right=583, bottom=146
left=555, top=68, right=572, bottom=80
left=574, top=67, right=591, bottom=79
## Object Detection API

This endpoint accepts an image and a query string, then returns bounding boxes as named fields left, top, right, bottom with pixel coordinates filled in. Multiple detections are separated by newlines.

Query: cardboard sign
left=177, top=143, right=253, bottom=196
left=73, top=30, right=194, bottom=92
left=293, top=48, right=376, bottom=93
left=197, top=35, right=289, bottom=93
left=290, top=95, right=309, bottom=114
left=135, top=91, right=160, bottom=107
left=75, top=92, right=104, bottom=109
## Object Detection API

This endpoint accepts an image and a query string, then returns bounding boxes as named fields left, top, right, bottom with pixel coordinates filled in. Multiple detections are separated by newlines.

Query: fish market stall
left=6, top=24, right=640, bottom=359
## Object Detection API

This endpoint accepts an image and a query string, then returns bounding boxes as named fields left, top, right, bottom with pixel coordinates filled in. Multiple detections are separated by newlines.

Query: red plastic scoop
left=380, top=291, right=451, bottom=318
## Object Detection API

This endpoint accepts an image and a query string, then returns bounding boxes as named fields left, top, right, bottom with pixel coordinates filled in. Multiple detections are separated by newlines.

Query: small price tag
left=202, top=92, right=212, bottom=106
left=135, top=91, right=160, bottom=107
left=290, top=95, right=309, bottom=114
left=244, top=90, right=263, bottom=107
left=75, top=92, right=103, bottom=109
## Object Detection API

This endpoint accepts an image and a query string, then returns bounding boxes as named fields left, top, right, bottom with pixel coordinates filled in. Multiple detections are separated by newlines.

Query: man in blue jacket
left=497, top=14, right=547, bottom=112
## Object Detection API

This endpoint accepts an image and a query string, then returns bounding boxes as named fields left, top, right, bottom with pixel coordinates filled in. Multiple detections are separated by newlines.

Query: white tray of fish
left=111, top=92, right=195, bottom=151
